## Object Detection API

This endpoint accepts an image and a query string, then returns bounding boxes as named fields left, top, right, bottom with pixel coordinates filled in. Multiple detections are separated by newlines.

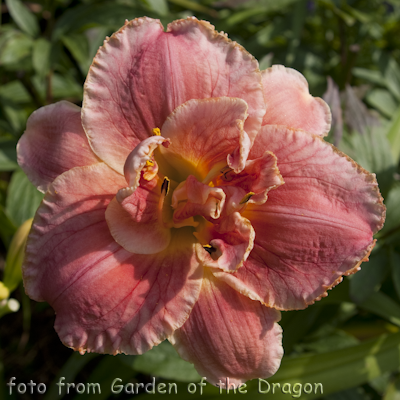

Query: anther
left=161, top=177, right=170, bottom=196
left=239, top=192, right=255, bottom=205
left=146, top=159, right=155, bottom=167
left=220, top=166, right=234, bottom=182
left=152, top=127, right=161, bottom=136
left=203, top=244, right=216, bottom=255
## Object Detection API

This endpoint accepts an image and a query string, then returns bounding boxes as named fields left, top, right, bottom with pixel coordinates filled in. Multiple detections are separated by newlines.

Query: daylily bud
left=3, top=218, right=33, bottom=293
left=0, top=282, right=10, bottom=300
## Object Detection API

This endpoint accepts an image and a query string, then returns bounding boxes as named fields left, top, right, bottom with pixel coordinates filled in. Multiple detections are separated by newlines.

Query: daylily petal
left=214, top=151, right=284, bottom=205
left=160, top=97, right=250, bottom=181
left=172, top=175, right=226, bottom=223
left=17, top=101, right=98, bottom=192
left=214, top=125, right=385, bottom=310
left=196, top=212, right=255, bottom=273
left=117, top=135, right=171, bottom=202
left=23, top=163, right=203, bottom=354
left=226, top=127, right=251, bottom=174
left=261, top=65, right=331, bottom=137
left=83, top=17, right=264, bottom=174
left=169, top=270, right=283, bottom=386
left=106, top=178, right=171, bottom=254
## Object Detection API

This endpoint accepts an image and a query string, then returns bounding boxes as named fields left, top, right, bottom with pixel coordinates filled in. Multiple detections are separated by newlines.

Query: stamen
left=239, top=192, right=255, bottom=204
left=117, top=135, right=171, bottom=204
left=152, top=127, right=161, bottom=136
left=220, top=166, right=233, bottom=174
left=203, top=244, right=216, bottom=255
left=161, top=177, right=170, bottom=196
left=220, top=166, right=234, bottom=182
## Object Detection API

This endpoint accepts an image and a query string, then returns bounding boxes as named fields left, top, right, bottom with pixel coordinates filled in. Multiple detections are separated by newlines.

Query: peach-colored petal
left=23, top=163, right=203, bottom=354
left=262, top=65, right=331, bottom=136
left=196, top=212, right=255, bottom=273
left=213, top=150, right=284, bottom=205
left=160, top=97, right=250, bottom=181
left=106, top=178, right=171, bottom=254
left=17, top=101, right=98, bottom=192
left=82, top=17, right=264, bottom=174
left=172, top=175, right=226, bottom=223
left=169, top=270, right=283, bottom=386
left=117, top=135, right=171, bottom=202
left=214, top=126, right=385, bottom=310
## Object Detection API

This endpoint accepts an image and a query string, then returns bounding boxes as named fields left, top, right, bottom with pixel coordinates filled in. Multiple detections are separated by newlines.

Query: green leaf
left=136, top=332, right=400, bottom=400
left=387, top=106, right=400, bottom=164
left=144, top=0, right=169, bottom=16
left=384, top=374, right=400, bottom=400
left=52, top=3, right=144, bottom=40
left=61, top=34, right=90, bottom=74
left=365, top=89, right=398, bottom=118
left=280, top=306, right=324, bottom=354
left=121, top=340, right=201, bottom=382
left=384, top=58, right=400, bottom=102
left=359, top=291, right=400, bottom=327
left=0, top=80, right=31, bottom=103
left=71, top=356, right=135, bottom=400
left=0, top=204, right=17, bottom=246
left=226, top=0, right=298, bottom=26
left=352, top=67, right=386, bottom=87
left=0, top=137, right=18, bottom=171
left=168, top=0, right=218, bottom=17
left=6, top=169, right=44, bottom=226
left=44, top=352, right=98, bottom=400
left=318, top=0, right=355, bottom=26
left=294, top=330, right=359, bottom=354
left=390, top=251, right=400, bottom=301
left=349, top=251, right=389, bottom=304
left=0, top=32, right=34, bottom=67
left=325, top=387, right=376, bottom=400
left=0, top=102, right=29, bottom=135
left=251, top=331, right=400, bottom=400
left=32, top=38, right=52, bottom=77
left=5, top=0, right=40, bottom=37
left=379, top=183, right=400, bottom=237
left=339, top=124, right=395, bottom=198
left=32, top=73, right=83, bottom=101
left=3, top=219, right=32, bottom=293
left=342, top=4, right=371, bottom=24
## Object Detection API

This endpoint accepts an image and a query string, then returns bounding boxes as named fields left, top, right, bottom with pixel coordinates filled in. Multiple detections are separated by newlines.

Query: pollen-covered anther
left=239, top=192, right=255, bottom=205
left=116, top=135, right=171, bottom=203
left=203, top=243, right=222, bottom=261
left=152, top=127, right=161, bottom=136
left=203, top=244, right=216, bottom=255
left=161, top=177, right=170, bottom=196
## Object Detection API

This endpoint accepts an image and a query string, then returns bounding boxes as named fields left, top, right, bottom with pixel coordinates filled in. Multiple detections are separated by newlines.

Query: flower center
left=107, top=125, right=284, bottom=272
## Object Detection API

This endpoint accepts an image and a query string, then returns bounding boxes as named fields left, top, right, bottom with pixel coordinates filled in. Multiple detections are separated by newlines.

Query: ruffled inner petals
left=160, top=97, right=250, bottom=181
left=172, top=175, right=226, bottom=224
left=106, top=178, right=171, bottom=255
left=214, top=151, right=284, bottom=205
left=169, top=270, right=283, bottom=386
left=196, top=212, right=255, bottom=273
left=117, top=135, right=171, bottom=202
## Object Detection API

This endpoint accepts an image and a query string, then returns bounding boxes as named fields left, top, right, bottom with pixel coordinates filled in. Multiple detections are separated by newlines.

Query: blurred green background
left=1, top=0, right=400, bottom=399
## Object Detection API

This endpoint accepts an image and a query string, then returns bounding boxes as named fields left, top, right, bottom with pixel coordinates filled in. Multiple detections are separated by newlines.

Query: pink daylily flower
left=17, top=17, right=385, bottom=386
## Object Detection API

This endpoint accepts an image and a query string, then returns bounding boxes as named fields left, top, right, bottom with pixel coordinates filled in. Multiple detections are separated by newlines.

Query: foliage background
left=1, top=0, right=400, bottom=399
